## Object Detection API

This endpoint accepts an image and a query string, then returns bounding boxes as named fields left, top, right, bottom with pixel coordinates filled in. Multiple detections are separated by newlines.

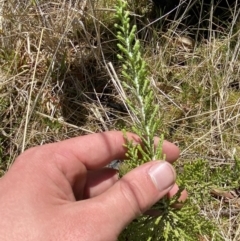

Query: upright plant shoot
left=115, top=0, right=164, bottom=168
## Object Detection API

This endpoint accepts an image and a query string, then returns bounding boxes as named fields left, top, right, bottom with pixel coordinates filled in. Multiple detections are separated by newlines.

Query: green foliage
left=114, top=0, right=228, bottom=240
left=119, top=200, right=219, bottom=241
left=119, top=156, right=240, bottom=240
left=42, top=117, right=62, bottom=132
left=115, top=0, right=163, bottom=167
left=179, top=158, right=240, bottom=198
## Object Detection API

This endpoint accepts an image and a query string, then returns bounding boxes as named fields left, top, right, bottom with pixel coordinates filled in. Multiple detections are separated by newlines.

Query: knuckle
left=14, top=146, right=39, bottom=164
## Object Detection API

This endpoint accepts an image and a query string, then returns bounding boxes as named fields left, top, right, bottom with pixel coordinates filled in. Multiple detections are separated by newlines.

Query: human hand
left=0, top=131, right=185, bottom=241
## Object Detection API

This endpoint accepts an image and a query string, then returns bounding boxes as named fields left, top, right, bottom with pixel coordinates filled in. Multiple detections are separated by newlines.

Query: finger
left=17, top=131, right=179, bottom=187
left=90, top=161, right=176, bottom=235
left=145, top=184, right=188, bottom=216
left=167, top=184, right=188, bottom=209
left=154, top=137, right=180, bottom=163
left=80, top=168, right=119, bottom=199
left=168, top=183, right=188, bottom=202
left=18, top=131, right=135, bottom=169
left=22, top=131, right=179, bottom=169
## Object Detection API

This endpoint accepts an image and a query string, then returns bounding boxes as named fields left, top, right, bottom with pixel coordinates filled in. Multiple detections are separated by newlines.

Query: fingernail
left=148, top=162, right=176, bottom=191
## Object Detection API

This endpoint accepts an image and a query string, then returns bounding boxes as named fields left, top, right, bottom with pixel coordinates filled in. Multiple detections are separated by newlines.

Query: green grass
left=1, top=0, right=240, bottom=240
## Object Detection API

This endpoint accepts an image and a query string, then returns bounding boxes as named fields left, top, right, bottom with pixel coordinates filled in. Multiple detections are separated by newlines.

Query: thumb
left=97, top=161, right=176, bottom=235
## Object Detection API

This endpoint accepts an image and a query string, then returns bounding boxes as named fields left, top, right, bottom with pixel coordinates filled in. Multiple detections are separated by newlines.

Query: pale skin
left=0, top=131, right=187, bottom=241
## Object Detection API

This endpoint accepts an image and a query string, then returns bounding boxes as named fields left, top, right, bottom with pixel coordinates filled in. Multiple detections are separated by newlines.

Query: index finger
left=27, top=131, right=179, bottom=169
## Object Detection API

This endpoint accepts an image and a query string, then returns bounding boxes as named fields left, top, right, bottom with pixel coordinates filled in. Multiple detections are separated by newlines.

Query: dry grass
left=1, top=0, right=240, bottom=240
left=0, top=0, right=125, bottom=170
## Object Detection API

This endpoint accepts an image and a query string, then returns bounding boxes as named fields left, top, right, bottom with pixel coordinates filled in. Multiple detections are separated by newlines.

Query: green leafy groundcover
left=119, top=157, right=240, bottom=240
